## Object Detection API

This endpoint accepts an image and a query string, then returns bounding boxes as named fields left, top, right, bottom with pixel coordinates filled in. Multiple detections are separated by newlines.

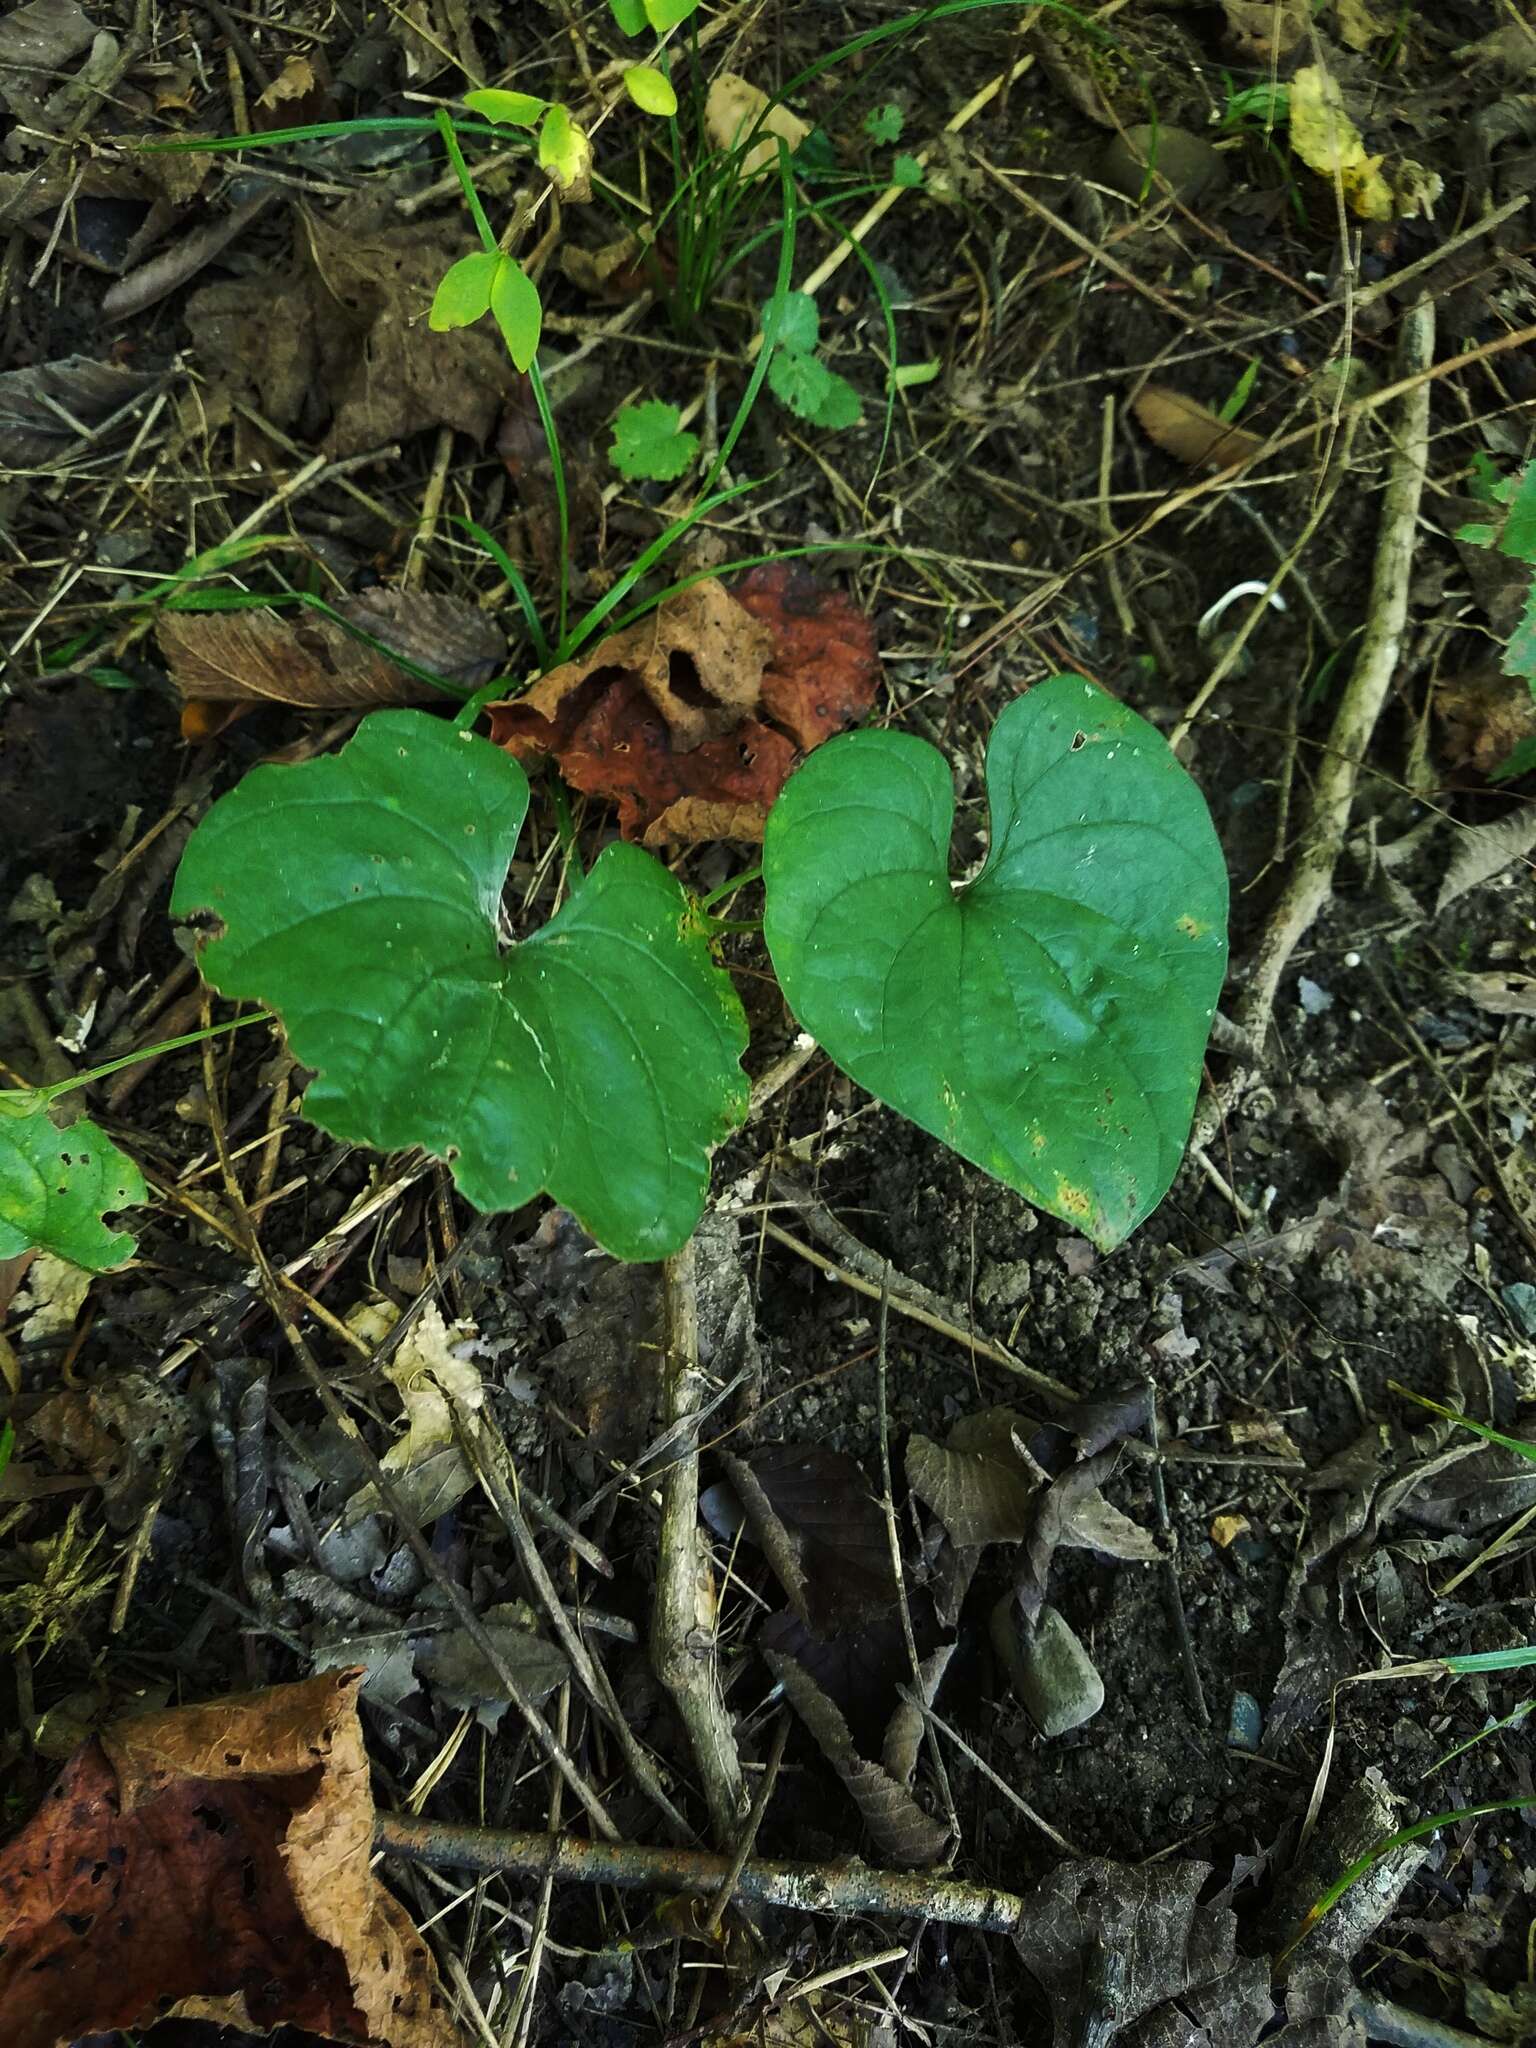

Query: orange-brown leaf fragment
left=1132, top=385, right=1264, bottom=472
left=0, top=1669, right=463, bottom=2048
left=487, top=564, right=878, bottom=845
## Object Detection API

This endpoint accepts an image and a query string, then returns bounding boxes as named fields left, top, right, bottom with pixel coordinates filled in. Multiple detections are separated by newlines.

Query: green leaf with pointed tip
left=462, top=88, right=547, bottom=128
left=623, top=64, right=677, bottom=117
left=762, top=676, right=1229, bottom=1248
left=0, top=1105, right=144, bottom=1269
left=490, top=255, right=541, bottom=371
left=430, top=250, right=498, bottom=332
left=607, top=0, right=647, bottom=30
left=644, top=0, right=699, bottom=26
left=171, top=711, right=748, bottom=1261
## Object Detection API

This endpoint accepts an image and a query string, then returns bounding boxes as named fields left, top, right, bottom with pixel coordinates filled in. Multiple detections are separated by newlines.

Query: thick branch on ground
left=375, top=1812, right=1022, bottom=1933
left=650, top=1235, right=747, bottom=1846
left=1236, top=297, right=1435, bottom=1040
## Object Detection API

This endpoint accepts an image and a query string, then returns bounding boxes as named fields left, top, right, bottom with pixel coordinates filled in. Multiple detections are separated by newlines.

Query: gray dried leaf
left=0, top=355, right=157, bottom=467
left=765, top=1647, right=951, bottom=1868
left=1014, top=1858, right=1239, bottom=2048
left=415, top=1604, right=569, bottom=1727
left=744, top=1445, right=894, bottom=1627
left=0, top=0, right=96, bottom=121
left=907, top=1407, right=1040, bottom=1546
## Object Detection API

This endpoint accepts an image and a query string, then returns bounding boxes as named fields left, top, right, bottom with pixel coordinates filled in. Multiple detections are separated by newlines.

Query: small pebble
left=1098, top=124, right=1225, bottom=206
left=1227, top=1690, right=1263, bottom=1752
left=995, top=1598, right=1105, bottom=1738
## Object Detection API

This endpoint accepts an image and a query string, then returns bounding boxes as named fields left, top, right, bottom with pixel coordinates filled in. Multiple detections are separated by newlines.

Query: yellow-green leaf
left=429, top=250, right=499, bottom=332
left=623, top=64, right=677, bottom=118
left=462, top=87, right=547, bottom=128
left=490, top=255, right=542, bottom=372
left=644, top=0, right=699, bottom=26
left=538, top=103, right=593, bottom=198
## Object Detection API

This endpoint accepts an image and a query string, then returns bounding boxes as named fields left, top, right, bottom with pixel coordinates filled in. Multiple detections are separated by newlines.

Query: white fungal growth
left=1197, top=581, right=1288, bottom=641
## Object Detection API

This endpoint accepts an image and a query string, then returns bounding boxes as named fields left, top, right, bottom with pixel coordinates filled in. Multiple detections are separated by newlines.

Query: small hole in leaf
left=1070, top=731, right=1087, bottom=751
left=223, top=1751, right=243, bottom=1767
left=667, top=651, right=712, bottom=709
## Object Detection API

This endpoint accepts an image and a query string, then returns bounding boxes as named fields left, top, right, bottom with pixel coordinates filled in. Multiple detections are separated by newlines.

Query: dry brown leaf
left=1436, top=807, right=1536, bottom=915
left=158, top=591, right=505, bottom=729
left=487, top=564, right=878, bottom=845
left=1290, top=62, right=1443, bottom=220
left=342, top=1301, right=484, bottom=1528
left=1221, top=0, right=1307, bottom=60
left=1133, top=385, right=1265, bottom=471
left=258, top=52, right=316, bottom=106
left=765, top=1648, right=951, bottom=1868
left=26, top=1372, right=193, bottom=1529
left=184, top=198, right=519, bottom=457
left=705, top=71, right=810, bottom=175
left=0, top=1669, right=464, bottom=2048
left=1435, top=668, right=1536, bottom=778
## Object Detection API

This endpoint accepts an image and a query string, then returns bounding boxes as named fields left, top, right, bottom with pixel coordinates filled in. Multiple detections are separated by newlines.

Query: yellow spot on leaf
left=1177, top=914, right=1207, bottom=939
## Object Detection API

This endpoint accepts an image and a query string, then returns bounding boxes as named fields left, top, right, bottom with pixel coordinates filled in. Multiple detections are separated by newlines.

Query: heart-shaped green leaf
left=172, top=711, right=749, bottom=1260
left=0, top=1103, right=145, bottom=1269
left=763, top=676, right=1228, bottom=1247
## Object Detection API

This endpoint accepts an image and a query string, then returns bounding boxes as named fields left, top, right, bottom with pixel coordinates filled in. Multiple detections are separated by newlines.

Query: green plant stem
left=434, top=108, right=498, bottom=255
left=528, top=361, right=570, bottom=647
left=697, top=866, right=761, bottom=911
left=137, top=115, right=518, bottom=154
left=1, top=1012, right=271, bottom=1113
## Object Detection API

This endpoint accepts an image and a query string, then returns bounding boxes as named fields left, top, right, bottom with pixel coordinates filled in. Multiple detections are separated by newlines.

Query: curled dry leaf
left=341, top=1301, right=484, bottom=1529
left=488, top=565, right=879, bottom=845
left=705, top=72, right=811, bottom=176
left=765, top=1647, right=951, bottom=1868
left=1132, top=385, right=1264, bottom=472
left=1289, top=63, right=1443, bottom=221
left=0, top=1668, right=463, bottom=2048
left=159, top=590, right=506, bottom=738
left=908, top=1406, right=1156, bottom=1560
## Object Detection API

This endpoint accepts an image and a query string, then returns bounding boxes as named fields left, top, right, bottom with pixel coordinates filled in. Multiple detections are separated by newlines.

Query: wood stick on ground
left=1234, top=297, right=1435, bottom=1042
left=651, top=1235, right=748, bottom=1845
left=374, top=1812, right=1024, bottom=1934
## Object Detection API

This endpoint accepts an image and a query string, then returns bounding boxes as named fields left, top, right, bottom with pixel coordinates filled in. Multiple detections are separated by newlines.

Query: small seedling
left=863, top=102, right=904, bottom=144
left=609, top=399, right=700, bottom=481
left=0, top=1014, right=264, bottom=1268
left=1456, top=456, right=1536, bottom=780
left=762, top=289, right=863, bottom=431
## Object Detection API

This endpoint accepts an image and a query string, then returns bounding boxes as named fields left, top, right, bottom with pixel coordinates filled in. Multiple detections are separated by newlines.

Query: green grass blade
left=447, top=515, right=551, bottom=668
left=1390, top=1380, right=1536, bottom=1465
left=136, top=115, right=516, bottom=154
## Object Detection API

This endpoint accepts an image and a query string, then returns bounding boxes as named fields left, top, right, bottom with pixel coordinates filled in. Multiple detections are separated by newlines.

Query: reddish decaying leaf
left=488, top=563, right=879, bottom=844
left=0, top=1669, right=462, bottom=2048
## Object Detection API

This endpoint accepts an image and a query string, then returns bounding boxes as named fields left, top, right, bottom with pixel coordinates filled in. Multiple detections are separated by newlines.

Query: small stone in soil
left=1227, top=1690, right=1263, bottom=1753
left=1014, top=1602, right=1105, bottom=1738
left=1098, top=124, right=1225, bottom=206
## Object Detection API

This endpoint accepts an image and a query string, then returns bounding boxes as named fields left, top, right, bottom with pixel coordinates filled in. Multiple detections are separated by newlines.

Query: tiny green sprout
left=462, top=87, right=547, bottom=128
left=863, top=102, right=904, bottom=144
left=430, top=251, right=541, bottom=372
left=609, top=399, right=700, bottom=482
left=891, top=153, right=924, bottom=188
left=623, top=64, right=678, bottom=118
left=539, top=103, right=593, bottom=195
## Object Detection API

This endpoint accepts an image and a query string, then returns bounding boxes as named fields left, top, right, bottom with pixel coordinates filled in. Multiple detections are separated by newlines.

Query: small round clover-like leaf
left=0, top=1103, right=145, bottom=1269
left=171, top=711, right=749, bottom=1261
left=763, top=676, right=1229, bottom=1247
left=609, top=399, right=699, bottom=482
left=462, top=87, right=547, bottom=128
